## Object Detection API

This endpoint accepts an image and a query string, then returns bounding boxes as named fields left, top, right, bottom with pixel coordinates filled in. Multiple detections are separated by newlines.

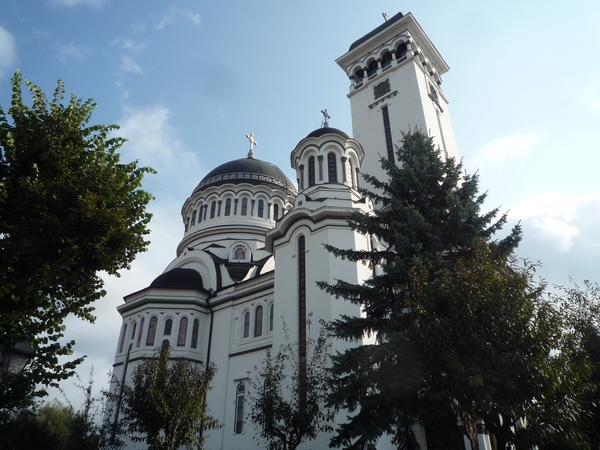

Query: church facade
left=109, top=12, right=488, bottom=450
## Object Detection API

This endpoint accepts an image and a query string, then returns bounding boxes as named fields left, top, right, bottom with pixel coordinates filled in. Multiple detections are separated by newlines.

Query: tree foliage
left=117, top=346, right=219, bottom=450
left=0, top=71, right=154, bottom=406
left=248, top=319, right=334, bottom=450
left=319, top=130, right=570, bottom=449
left=0, top=369, right=109, bottom=450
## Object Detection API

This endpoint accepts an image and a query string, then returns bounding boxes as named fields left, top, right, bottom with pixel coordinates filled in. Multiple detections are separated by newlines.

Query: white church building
left=110, top=12, right=490, bottom=450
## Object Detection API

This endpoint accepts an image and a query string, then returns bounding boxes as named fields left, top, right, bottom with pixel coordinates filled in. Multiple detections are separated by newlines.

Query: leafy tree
left=117, top=345, right=219, bottom=450
left=247, top=319, right=334, bottom=450
left=0, top=367, right=119, bottom=450
left=0, top=70, right=154, bottom=406
left=318, top=130, right=567, bottom=449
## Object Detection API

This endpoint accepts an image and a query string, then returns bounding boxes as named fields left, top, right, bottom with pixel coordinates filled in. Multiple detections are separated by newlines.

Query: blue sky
left=1, top=0, right=599, bottom=407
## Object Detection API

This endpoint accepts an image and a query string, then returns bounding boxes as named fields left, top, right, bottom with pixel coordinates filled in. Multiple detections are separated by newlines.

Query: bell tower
left=336, top=12, right=459, bottom=183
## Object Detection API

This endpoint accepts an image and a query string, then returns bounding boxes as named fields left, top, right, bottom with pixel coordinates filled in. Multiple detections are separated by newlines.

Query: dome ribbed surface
left=150, top=268, right=204, bottom=290
left=304, top=127, right=350, bottom=140
left=194, top=158, right=297, bottom=195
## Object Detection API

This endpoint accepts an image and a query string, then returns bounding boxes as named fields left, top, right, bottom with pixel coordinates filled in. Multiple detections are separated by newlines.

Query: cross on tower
left=321, top=109, right=330, bottom=128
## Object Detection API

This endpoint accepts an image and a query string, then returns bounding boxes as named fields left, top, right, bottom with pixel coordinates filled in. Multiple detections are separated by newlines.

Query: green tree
left=247, top=319, right=334, bottom=450
left=0, top=71, right=154, bottom=406
left=318, top=130, right=566, bottom=449
left=117, top=346, right=219, bottom=450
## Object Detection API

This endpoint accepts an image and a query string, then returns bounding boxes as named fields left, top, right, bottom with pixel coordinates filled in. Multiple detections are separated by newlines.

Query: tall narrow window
left=191, top=319, right=199, bottom=349
left=241, top=198, right=248, bottom=216
left=137, top=317, right=145, bottom=347
left=273, top=204, right=279, bottom=221
left=243, top=312, right=250, bottom=338
left=381, top=51, right=393, bottom=69
left=327, top=153, right=337, bottom=183
left=210, top=201, right=217, bottom=219
left=354, top=68, right=364, bottom=85
left=185, top=218, right=189, bottom=232
left=257, top=200, right=264, bottom=218
left=225, top=198, right=232, bottom=216
left=367, top=60, right=378, bottom=77
left=177, top=317, right=188, bottom=347
left=234, top=383, right=245, bottom=434
left=191, top=210, right=196, bottom=226
left=131, top=321, right=137, bottom=340
left=269, top=303, right=274, bottom=332
left=118, top=324, right=127, bottom=353
left=298, top=236, right=307, bottom=410
left=396, top=42, right=408, bottom=59
left=164, top=318, right=172, bottom=336
left=198, top=207, right=203, bottom=223
left=308, top=156, right=315, bottom=187
left=381, top=106, right=395, bottom=163
left=254, top=305, right=263, bottom=337
left=146, top=316, right=158, bottom=346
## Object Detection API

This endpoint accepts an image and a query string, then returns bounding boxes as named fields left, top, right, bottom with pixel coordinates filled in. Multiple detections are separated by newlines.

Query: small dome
left=304, top=127, right=350, bottom=140
left=150, top=268, right=204, bottom=290
left=193, top=157, right=297, bottom=196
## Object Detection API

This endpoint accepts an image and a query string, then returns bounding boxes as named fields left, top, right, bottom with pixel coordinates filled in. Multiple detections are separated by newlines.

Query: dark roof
left=193, top=157, right=297, bottom=196
left=349, top=12, right=404, bottom=51
left=304, top=127, right=350, bottom=140
left=150, top=268, right=204, bottom=290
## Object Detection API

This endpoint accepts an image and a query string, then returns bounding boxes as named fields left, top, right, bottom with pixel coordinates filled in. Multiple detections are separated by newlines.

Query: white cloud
left=111, top=37, right=147, bottom=52
left=473, top=132, right=541, bottom=169
left=117, top=104, right=204, bottom=197
left=56, top=44, right=92, bottom=63
left=50, top=0, right=106, bottom=8
left=582, top=83, right=600, bottom=117
left=511, top=192, right=600, bottom=252
left=0, top=26, right=17, bottom=79
left=157, top=6, right=202, bottom=29
left=120, top=55, right=143, bottom=74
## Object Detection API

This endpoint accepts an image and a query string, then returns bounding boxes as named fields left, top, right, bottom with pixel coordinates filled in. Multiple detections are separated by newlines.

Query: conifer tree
left=319, top=130, right=564, bottom=449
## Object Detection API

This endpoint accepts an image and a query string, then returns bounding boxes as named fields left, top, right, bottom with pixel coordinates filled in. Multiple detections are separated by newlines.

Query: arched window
left=367, top=60, right=378, bottom=77
left=146, top=316, right=158, bottom=346
left=354, top=68, right=364, bottom=85
left=256, top=199, right=264, bottom=217
left=191, top=210, right=196, bottom=226
left=327, top=153, right=337, bottom=183
left=308, top=156, right=315, bottom=187
left=137, top=317, right=145, bottom=347
left=130, top=321, right=137, bottom=340
left=381, top=51, right=393, bottom=69
left=254, top=305, right=263, bottom=337
left=225, top=198, right=232, bottom=216
left=234, top=383, right=245, bottom=434
left=396, top=42, right=408, bottom=59
left=210, top=201, right=216, bottom=219
left=164, top=318, right=172, bottom=336
left=269, top=303, right=274, bottom=332
left=198, top=207, right=203, bottom=223
left=243, top=311, right=250, bottom=338
left=118, top=324, right=127, bottom=353
left=191, top=319, right=199, bottom=349
left=177, top=317, right=188, bottom=347
left=273, top=204, right=279, bottom=221
left=185, top=218, right=189, bottom=232
left=241, top=198, right=248, bottom=216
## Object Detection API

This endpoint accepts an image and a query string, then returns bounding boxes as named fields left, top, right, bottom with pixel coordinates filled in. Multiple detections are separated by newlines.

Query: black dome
left=150, top=268, right=205, bottom=290
left=304, top=127, right=350, bottom=140
left=194, top=157, right=297, bottom=196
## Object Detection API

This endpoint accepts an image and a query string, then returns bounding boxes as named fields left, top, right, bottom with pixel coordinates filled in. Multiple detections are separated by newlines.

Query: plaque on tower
left=373, top=79, right=391, bottom=99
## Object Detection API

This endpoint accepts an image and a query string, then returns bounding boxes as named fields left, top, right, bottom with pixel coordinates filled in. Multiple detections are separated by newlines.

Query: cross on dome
left=245, top=133, right=257, bottom=159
